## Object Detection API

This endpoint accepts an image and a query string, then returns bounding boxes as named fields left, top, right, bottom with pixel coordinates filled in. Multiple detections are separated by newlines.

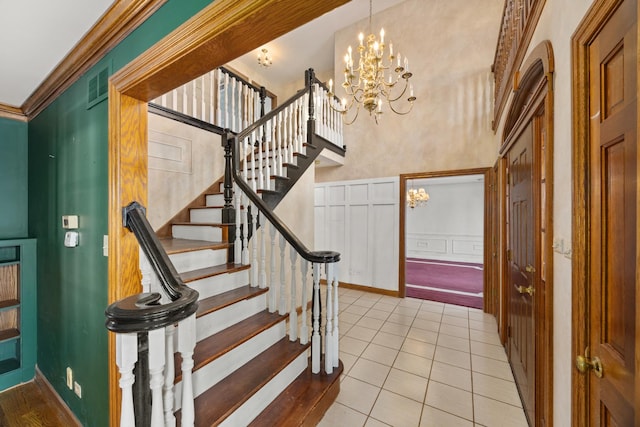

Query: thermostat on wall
left=62, top=215, right=79, bottom=229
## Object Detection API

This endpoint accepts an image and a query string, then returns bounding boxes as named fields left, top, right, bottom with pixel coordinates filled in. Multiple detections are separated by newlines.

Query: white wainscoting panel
left=315, top=177, right=399, bottom=291
left=407, top=233, right=483, bottom=263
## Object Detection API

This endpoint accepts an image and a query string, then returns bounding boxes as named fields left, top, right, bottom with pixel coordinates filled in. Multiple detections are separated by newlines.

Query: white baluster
left=283, top=108, right=289, bottom=166
left=191, top=80, right=197, bottom=118
left=238, top=81, right=244, bottom=131
left=250, top=131, right=257, bottom=192
left=180, top=84, right=189, bottom=114
left=241, top=137, right=249, bottom=182
left=325, top=262, right=334, bottom=374
left=200, top=75, right=206, bottom=121
left=264, top=120, right=271, bottom=191
left=279, top=234, right=286, bottom=315
left=241, top=195, right=249, bottom=265
left=178, top=314, right=196, bottom=427
left=224, top=72, right=229, bottom=129
left=289, top=248, right=298, bottom=341
left=271, top=117, right=278, bottom=179
left=149, top=328, right=166, bottom=427
left=163, top=325, right=176, bottom=427
left=277, top=111, right=284, bottom=176
left=234, top=183, right=242, bottom=263
left=303, top=92, right=309, bottom=147
left=230, top=77, right=236, bottom=132
left=269, top=223, right=278, bottom=313
left=250, top=204, right=258, bottom=287
left=300, top=260, right=309, bottom=345
left=116, top=333, right=137, bottom=427
left=311, top=263, right=321, bottom=374
left=172, top=88, right=178, bottom=112
left=288, top=105, right=295, bottom=164
left=160, top=93, right=168, bottom=109
left=332, top=262, right=340, bottom=367
left=209, top=71, right=215, bottom=125
left=215, top=69, right=222, bottom=127
left=258, top=126, right=265, bottom=190
left=259, top=215, right=267, bottom=289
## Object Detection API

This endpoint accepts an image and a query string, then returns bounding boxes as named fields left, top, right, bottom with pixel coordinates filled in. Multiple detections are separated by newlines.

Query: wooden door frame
left=500, top=40, right=554, bottom=426
left=571, top=0, right=639, bottom=424
left=106, top=0, right=349, bottom=424
left=398, top=167, right=489, bottom=299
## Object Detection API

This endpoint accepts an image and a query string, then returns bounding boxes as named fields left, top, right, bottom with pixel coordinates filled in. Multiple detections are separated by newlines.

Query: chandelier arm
left=387, top=100, right=415, bottom=115
left=342, top=103, right=361, bottom=125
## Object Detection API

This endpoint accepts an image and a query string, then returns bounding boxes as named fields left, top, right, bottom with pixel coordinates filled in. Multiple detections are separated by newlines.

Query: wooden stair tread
left=177, top=338, right=310, bottom=426
left=180, top=263, right=249, bottom=283
left=249, top=361, right=344, bottom=427
left=175, top=310, right=287, bottom=381
left=172, top=222, right=228, bottom=227
left=160, top=238, right=229, bottom=254
left=196, top=285, right=268, bottom=318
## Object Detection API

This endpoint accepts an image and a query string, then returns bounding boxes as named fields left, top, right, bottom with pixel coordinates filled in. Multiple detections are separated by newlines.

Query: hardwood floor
left=0, top=374, right=79, bottom=426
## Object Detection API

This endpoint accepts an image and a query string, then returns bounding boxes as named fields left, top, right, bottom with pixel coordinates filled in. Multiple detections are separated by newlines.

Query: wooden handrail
left=105, top=202, right=199, bottom=333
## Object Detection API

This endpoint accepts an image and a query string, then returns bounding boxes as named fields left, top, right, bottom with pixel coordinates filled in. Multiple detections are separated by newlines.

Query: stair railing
left=223, top=69, right=342, bottom=374
left=105, top=202, right=199, bottom=427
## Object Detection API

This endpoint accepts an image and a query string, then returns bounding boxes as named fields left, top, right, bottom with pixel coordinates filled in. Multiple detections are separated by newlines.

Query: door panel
left=587, top=0, right=637, bottom=424
left=508, top=122, right=534, bottom=423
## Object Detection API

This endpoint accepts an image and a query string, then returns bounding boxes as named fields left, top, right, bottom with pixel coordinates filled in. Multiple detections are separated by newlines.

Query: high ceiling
left=0, top=0, right=405, bottom=108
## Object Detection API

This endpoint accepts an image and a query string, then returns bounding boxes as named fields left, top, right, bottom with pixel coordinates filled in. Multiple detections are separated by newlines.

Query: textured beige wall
left=316, top=0, right=503, bottom=183
left=147, top=113, right=224, bottom=229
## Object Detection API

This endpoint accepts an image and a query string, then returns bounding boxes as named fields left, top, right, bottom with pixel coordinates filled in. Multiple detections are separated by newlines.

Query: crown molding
left=0, top=103, right=27, bottom=122
left=21, top=0, right=167, bottom=120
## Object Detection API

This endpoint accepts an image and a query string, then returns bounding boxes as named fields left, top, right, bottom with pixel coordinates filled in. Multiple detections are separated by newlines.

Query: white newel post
left=148, top=328, right=166, bottom=427
left=300, top=260, right=309, bottom=345
left=163, top=325, right=176, bottom=427
left=178, top=314, right=196, bottom=427
left=311, top=263, right=321, bottom=374
left=324, top=263, right=334, bottom=374
left=289, top=248, right=298, bottom=341
left=116, top=333, right=137, bottom=427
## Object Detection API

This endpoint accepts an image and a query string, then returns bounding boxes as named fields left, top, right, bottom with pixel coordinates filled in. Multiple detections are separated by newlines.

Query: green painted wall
left=0, top=118, right=28, bottom=239
left=28, top=1, right=212, bottom=425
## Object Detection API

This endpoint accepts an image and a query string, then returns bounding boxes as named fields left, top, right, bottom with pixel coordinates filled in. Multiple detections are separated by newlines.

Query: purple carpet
left=406, top=258, right=483, bottom=309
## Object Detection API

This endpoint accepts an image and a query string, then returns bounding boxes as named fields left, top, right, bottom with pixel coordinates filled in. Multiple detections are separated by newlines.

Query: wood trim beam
left=570, top=0, right=625, bottom=425
left=107, top=1, right=350, bottom=424
left=0, top=103, right=27, bottom=122
left=21, top=0, right=168, bottom=119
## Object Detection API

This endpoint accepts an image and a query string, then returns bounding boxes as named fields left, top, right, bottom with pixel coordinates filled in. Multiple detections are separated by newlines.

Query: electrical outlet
left=66, top=367, right=73, bottom=390
left=74, top=381, right=82, bottom=398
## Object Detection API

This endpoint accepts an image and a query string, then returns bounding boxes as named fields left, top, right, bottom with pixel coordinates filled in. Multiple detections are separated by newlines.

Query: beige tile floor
left=318, top=288, right=528, bottom=427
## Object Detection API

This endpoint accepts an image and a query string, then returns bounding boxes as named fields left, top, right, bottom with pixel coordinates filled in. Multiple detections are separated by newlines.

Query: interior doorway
left=399, top=168, right=489, bottom=308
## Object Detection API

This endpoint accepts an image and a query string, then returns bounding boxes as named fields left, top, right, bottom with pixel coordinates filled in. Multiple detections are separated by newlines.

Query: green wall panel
left=0, top=117, right=28, bottom=239
left=28, top=1, right=213, bottom=425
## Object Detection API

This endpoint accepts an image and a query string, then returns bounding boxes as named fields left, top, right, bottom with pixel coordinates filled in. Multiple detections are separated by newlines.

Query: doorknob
left=575, top=347, right=603, bottom=378
left=514, top=284, right=534, bottom=296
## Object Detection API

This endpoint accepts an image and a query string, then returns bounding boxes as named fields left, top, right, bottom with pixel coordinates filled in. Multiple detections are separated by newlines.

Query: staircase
left=106, top=69, right=345, bottom=426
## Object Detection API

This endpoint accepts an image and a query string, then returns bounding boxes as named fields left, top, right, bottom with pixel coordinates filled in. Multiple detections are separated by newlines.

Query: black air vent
left=87, top=64, right=110, bottom=109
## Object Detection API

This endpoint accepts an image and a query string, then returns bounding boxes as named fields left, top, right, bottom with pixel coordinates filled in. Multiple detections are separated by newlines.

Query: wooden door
left=507, top=122, right=535, bottom=423
left=585, top=0, right=637, bottom=424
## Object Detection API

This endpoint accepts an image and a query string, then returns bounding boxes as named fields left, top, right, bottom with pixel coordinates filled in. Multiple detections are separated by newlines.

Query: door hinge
left=507, top=326, right=511, bottom=337
left=507, top=249, right=512, bottom=261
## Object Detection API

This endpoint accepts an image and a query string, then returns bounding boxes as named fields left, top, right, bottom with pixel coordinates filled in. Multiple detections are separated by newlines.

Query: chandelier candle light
left=327, top=0, right=416, bottom=124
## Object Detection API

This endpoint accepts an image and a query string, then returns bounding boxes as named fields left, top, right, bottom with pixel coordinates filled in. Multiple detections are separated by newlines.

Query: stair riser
left=205, top=193, right=225, bottom=206
left=189, top=208, right=222, bottom=223
left=172, top=225, right=222, bottom=242
left=172, top=321, right=287, bottom=410
left=169, top=249, right=227, bottom=273
left=195, top=293, right=268, bottom=342
left=187, top=269, right=250, bottom=300
left=220, top=352, right=309, bottom=427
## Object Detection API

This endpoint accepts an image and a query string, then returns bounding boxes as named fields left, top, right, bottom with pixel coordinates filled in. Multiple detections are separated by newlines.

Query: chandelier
left=407, top=187, right=429, bottom=208
left=327, top=0, right=416, bottom=124
left=257, top=48, right=272, bottom=68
